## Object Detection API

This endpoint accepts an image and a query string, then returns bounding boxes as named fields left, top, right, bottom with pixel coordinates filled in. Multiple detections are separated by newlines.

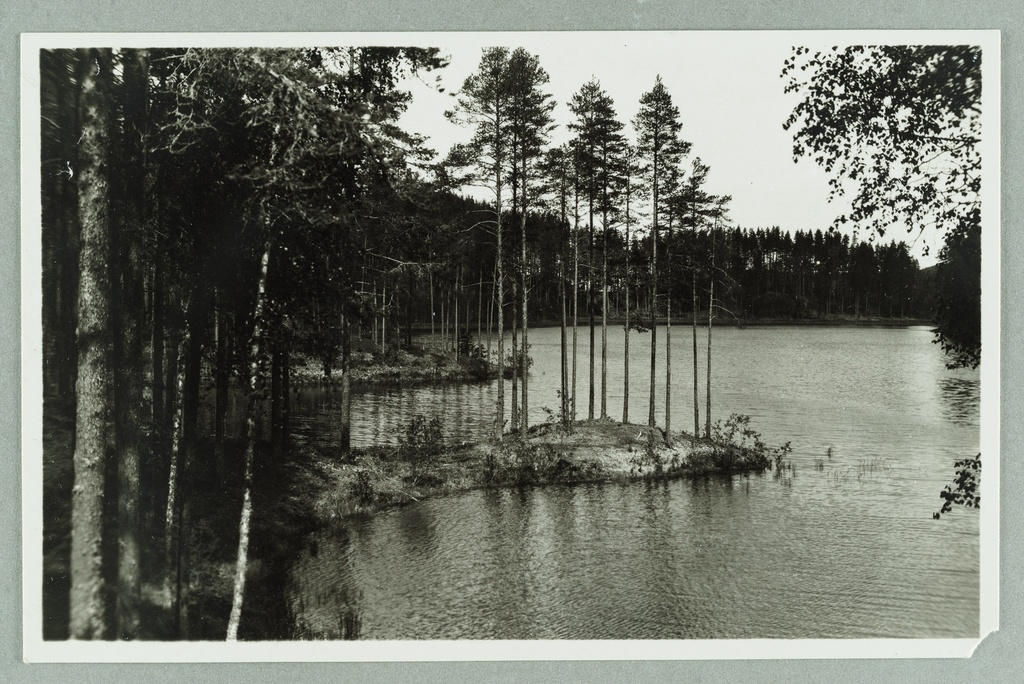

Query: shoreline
left=304, top=418, right=785, bottom=528
left=402, top=316, right=933, bottom=335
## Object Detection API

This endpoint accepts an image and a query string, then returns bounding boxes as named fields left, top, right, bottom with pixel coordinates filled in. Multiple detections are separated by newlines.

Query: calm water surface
left=276, top=325, right=980, bottom=639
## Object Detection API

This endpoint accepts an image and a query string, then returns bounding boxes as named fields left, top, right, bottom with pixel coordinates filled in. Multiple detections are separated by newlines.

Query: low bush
left=399, top=415, right=445, bottom=462
left=707, top=414, right=792, bottom=475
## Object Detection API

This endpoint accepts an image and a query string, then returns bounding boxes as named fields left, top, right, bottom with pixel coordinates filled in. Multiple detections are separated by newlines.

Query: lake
left=274, top=325, right=981, bottom=639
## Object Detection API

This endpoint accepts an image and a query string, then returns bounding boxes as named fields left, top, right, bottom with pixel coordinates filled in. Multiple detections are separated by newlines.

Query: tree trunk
left=455, top=268, right=461, bottom=359
left=693, top=263, right=700, bottom=438
left=648, top=177, right=658, bottom=431
left=495, top=142, right=506, bottom=441
left=340, top=314, right=352, bottom=453
left=183, top=297, right=203, bottom=466
left=226, top=239, right=273, bottom=641
left=665, top=217, right=672, bottom=444
left=114, top=46, right=149, bottom=641
left=572, top=194, right=580, bottom=424
left=521, top=176, right=530, bottom=435
left=69, top=48, right=113, bottom=640
left=588, top=208, right=595, bottom=421
left=510, top=276, right=519, bottom=432
left=405, top=269, right=413, bottom=349
left=623, top=176, right=631, bottom=425
left=487, top=264, right=494, bottom=361
left=477, top=267, right=483, bottom=354
left=560, top=252, right=569, bottom=427
left=560, top=185, right=569, bottom=428
left=706, top=227, right=715, bottom=438
left=163, top=330, right=187, bottom=628
left=601, top=215, right=608, bottom=420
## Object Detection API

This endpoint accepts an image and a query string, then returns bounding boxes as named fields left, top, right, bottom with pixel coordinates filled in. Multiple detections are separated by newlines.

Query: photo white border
left=20, top=29, right=1000, bottom=663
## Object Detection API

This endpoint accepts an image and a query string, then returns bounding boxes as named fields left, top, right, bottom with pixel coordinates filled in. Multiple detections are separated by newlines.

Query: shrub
left=349, top=469, right=375, bottom=506
left=399, top=415, right=445, bottom=461
left=708, top=414, right=791, bottom=475
left=459, top=356, right=495, bottom=382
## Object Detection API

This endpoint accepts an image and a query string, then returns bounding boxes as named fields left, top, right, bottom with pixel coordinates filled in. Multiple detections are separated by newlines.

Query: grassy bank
left=309, top=417, right=790, bottom=530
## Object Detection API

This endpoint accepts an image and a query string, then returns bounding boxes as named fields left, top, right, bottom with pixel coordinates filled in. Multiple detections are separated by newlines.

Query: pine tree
left=633, top=76, right=688, bottom=434
left=447, top=47, right=513, bottom=440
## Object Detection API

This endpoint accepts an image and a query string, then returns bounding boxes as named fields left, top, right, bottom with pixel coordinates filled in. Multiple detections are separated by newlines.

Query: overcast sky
left=395, top=32, right=948, bottom=266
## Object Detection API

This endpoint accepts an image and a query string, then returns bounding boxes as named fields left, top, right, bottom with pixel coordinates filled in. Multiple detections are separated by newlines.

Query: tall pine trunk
left=477, top=267, right=483, bottom=353
left=706, top=227, right=715, bottom=438
left=692, top=262, right=700, bottom=438
left=665, top=216, right=672, bottom=444
left=510, top=275, right=519, bottom=432
left=520, top=161, right=530, bottom=434
left=601, top=216, right=608, bottom=420
left=70, top=48, right=113, bottom=640
left=495, top=204, right=505, bottom=440
left=571, top=190, right=580, bottom=424
left=648, top=179, right=658, bottom=432
left=623, top=174, right=631, bottom=424
left=588, top=209, right=595, bottom=421
left=560, top=183, right=569, bottom=429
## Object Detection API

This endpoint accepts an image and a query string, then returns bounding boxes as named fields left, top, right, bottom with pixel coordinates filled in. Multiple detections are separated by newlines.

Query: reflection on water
left=272, top=325, right=981, bottom=639
left=937, top=375, right=982, bottom=427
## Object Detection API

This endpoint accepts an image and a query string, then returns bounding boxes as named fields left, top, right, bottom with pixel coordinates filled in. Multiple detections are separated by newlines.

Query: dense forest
left=38, top=45, right=977, bottom=641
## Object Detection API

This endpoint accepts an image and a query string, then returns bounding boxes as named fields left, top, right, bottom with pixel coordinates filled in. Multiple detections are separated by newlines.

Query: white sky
left=396, top=32, right=949, bottom=266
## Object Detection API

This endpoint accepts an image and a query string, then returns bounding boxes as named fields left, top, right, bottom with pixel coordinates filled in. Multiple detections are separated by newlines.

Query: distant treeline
left=371, top=199, right=933, bottom=346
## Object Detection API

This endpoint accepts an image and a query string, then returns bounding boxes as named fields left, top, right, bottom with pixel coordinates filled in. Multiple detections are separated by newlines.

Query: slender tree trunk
left=454, top=268, right=461, bottom=359
left=588, top=209, right=595, bottom=421
left=692, top=258, right=700, bottom=438
left=226, top=239, right=273, bottom=641
left=648, top=176, right=658, bottom=431
left=405, top=270, right=413, bottom=349
left=521, top=162, right=530, bottom=435
left=510, top=275, right=519, bottom=432
left=623, top=174, right=631, bottom=424
left=706, top=224, right=716, bottom=438
left=340, top=314, right=352, bottom=453
left=601, top=216, right=608, bottom=420
left=429, top=270, right=435, bottom=347
left=69, top=48, right=113, bottom=640
left=487, top=264, right=494, bottom=361
left=572, top=196, right=579, bottom=424
left=164, top=330, right=187, bottom=626
left=560, top=184, right=569, bottom=429
left=176, top=465, right=193, bottom=639
left=495, top=196, right=505, bottom=440
left=477, top=267, right=483, bottom=354
left=665, top=217, right=672, bottom=444
left=560, top=254, right=568, bottom=427
left=372, top=281, right=379, bottom=348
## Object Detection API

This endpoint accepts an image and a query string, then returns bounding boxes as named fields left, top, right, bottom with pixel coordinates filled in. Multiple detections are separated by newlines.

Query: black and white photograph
left=21, top=31, right=999, bottom=660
